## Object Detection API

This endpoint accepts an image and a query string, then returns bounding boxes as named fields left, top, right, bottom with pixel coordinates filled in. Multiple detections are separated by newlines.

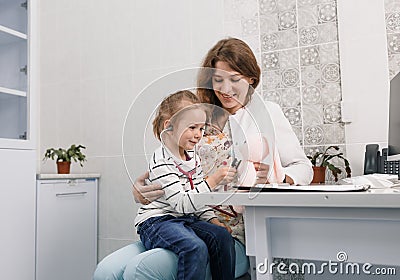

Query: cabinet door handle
left=56, top=191, right=88, bottom=197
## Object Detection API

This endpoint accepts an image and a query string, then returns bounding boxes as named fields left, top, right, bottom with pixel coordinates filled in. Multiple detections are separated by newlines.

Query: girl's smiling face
left=170, top=108, right=206, bottom=158
left=212, top=61, right=253, bottom=114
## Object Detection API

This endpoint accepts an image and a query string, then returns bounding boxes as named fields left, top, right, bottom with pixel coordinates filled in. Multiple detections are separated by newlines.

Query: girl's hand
left=132, top=171, right=164, bottom=204
left=210, top=218, right=232, bottom=233
left=206, top=166, right=237, bottom=188
left=253, top=162, right=270, bottom=184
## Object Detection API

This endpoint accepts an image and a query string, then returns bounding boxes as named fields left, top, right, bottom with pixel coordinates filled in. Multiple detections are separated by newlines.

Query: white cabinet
left=0, top=0, right=37, bottom=149
left=36, top=175, right=99, bottom=280
left=0, top=149, right=36, bottom=280
left=0, top=1, right=37, bottom=279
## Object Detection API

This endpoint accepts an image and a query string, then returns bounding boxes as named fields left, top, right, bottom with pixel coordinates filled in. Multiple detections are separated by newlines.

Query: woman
left=94, top=38, right=313, bottom=280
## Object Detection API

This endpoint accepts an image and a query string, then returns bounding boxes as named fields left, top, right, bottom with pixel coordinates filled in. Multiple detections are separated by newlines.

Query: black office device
left=364, top=72, right=400, bottom=178
left=388, top=71, right=400, bottom=161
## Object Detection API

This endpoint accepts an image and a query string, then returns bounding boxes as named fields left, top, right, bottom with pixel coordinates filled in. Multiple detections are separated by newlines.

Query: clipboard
left=234, top=184, right=371, bottom=192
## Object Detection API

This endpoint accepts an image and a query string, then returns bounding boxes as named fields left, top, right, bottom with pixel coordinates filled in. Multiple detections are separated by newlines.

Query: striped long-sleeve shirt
left=134, top=146, right=217, bottom=227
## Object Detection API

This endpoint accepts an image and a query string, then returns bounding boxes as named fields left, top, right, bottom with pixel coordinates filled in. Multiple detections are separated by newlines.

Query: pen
left=235, top=160, right=242, bottom=169
left=231, top=158, right=237, bottom=168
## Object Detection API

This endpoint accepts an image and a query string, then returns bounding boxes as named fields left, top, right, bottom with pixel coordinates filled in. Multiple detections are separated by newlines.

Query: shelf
left=0, top=0, right=28, bottom=34
left=0, top=86, right=26, bottom=97
left=0, top=25, right=26, bottom=45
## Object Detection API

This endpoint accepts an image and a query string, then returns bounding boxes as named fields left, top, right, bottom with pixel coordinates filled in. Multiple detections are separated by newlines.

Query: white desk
left=194, top=190, right=400, bottom=279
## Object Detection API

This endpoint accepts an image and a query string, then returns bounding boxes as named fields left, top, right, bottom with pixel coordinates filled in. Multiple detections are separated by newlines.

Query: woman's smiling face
left=212, top=61, right=252, bottom=114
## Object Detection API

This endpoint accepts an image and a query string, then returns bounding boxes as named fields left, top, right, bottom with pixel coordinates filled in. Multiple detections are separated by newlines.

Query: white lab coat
left=230, top=97, right=313, bottom=186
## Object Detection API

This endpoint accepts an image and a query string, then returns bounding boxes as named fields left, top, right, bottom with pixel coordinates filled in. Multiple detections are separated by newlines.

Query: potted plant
left=43, top=144, right=86, bottom=174
left=307, top=145, right=351, bottom=183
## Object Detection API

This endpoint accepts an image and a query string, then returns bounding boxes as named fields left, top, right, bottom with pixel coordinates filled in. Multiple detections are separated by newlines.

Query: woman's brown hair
left=197, top=38, right=261, bottom=107
left=152, top=90, right=201, bottom=140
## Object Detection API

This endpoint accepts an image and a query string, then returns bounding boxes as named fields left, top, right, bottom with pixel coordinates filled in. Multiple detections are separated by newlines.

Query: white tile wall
left=337, top=0, right=390, bottom=176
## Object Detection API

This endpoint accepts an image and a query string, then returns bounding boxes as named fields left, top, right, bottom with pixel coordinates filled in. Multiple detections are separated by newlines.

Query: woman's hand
left=253, top=162, right=270, bottom=184
left=132, top=171, right=164, bottom=204
left=206, top=166, right=237, bottom=188
left=253, top=162, right=294, bottom=184
left=210, top=218, right=232, bottom=233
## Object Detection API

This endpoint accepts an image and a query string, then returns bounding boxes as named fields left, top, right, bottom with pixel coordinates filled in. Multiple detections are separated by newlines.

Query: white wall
left=38, top=0, right=225, bottom=260
left=337, top=0, right=390, bottom=176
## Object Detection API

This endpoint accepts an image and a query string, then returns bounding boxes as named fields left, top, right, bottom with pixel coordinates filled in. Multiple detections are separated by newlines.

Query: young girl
left=134, top=90, right=236, bottom=280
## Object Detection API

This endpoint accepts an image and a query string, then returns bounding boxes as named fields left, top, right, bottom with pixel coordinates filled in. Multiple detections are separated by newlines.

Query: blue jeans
left=138, top=215, right=235, bottom=280
left=93, top=239, right=249, bottom=280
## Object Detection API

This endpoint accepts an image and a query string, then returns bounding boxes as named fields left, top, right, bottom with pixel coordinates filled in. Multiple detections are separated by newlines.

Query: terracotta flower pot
left=57, top=161, right=71, bottom=174
left=312, top=166, right=326, bottom=184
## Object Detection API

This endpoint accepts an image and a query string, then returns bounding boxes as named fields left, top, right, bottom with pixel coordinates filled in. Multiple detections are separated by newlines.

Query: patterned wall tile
left=319, top=43, right=339, bottom=64
left=281, top=87, right=301, bottom=106
left=298, top=6, right=318, bottom=28
left=385, top=0, right=400, bottom=13
left=260, top=0, right=278, bottom=15
left=299, top=26, right=319, bottom=46
left=260, top=14, right=280, bottom=33
left=385, top=12, right=400, bottom=33
left=302, top=85, right=322, bottom=105
left=318, top=22, right=338, bottom=44
left=282, top=68, right=300, bottom=87
left=321, top=62, right=340, bottom=83
left=297, top=0, right=317, bottom=8
left=280, top=49, right=300, bottom=68
left=321, top=82, right=341, bottom=104
left=263, top=69, right=282, bottom=90
left=302, top=104, right=323, bottom=126
left=317, top=2, right=337, bottom=24
left=278, top=9, right=297, bottom=30
left=300, top=46, right=320, bottom=65
left=262, top=52, right=280, bottom=70
left=263, top=90, right=282, bottom=104
left=323, top=102, right=341, bottom=123
left=387, top=33, right=400, bottom=54
left=323, top=123, right=345, bottom=144
left=278, top=0, right=296, bottom=11
left=304, top=125, right=325, bottom=145
left=261, top=33, right=279, bottom=52
left=301, top=65, right=322, bottom=86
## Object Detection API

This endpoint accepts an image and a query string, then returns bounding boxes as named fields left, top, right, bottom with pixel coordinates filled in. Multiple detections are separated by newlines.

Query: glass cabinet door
left=0, top=0, right=29, bottom=144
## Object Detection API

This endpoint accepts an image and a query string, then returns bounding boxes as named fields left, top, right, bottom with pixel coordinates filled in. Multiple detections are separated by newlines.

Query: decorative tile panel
left=385, top=0, right=400, bottom=79
left=225, top=0, right=346, bottom=162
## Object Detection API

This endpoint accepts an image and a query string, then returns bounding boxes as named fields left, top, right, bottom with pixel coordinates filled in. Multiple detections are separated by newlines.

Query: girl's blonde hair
left=152, top=90, right=201, bottom=140
left=197, top=37, right=261, bottom=107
